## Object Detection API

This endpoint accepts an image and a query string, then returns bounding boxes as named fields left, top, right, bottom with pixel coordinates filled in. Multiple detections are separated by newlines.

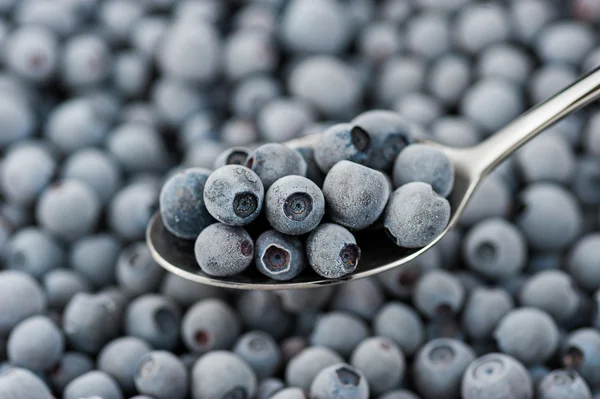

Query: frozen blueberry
left=224, top=29, right=278, bottom=82
left=510, top=0, right=557, bottom=44
left=0, top=94, right=35, bottom=149
left=5, top=26, right=58, bottom=83
left=373, top=302, right=424, bottom=357
left=538, top=369, right=592, bottom=399
left=152, top=77, right=208, bottom=128
left=413, top=338, right=476, bottom=399
left=379, top=390, right=421, bottom=399
left=331, top=278, right=384, bottom=321
left=135, top=351, right=188, bottom=399
left=571, top=156, right=600, bottom=206
left=536, top=21, right=595, bottom=65
left=221, top=119, right=259, bottom=147
left=107, top=123, right=170, bottom=174
left=413, top=270, right=465, bottom=319
left=64, top=370, right=123, bottom=399
left=494, top=308, right=559, bottom=365
left=323, top=160, right=390, bottom=230
left=306, top=223, right=361, bottom=279
left=459, top=174, right=512, bottom=227
left=461, top=353, right=532, bottom=399
left=357, top=21, right=401, bottom=65
left=160, top=273, right=226, bottom=308
left=181, top=299, right=241, bottom=354
left=3, top=227, right=65, bottom=279
left=70, top=234, right=122, bottom=288
left=463, top=218, right=527, bottom=281
left=258, top=378, right=285, bottom=399
left=245, top=143, right=307, bottom=190
left=405, top=11, right=450, bottom=59
left=234, top=330, right=281, bottom=379
left=98, top=337, right=152, bottom=394
left=36, top=180, right=101, bottom=241
left=255, top=230, right=305, bottom=281
left=191, top=351, right=257, bottom=399
left=124, top=294, right=181, bottom=351
left=265, top=175, right=324, bottom=235
left=195, top=223, right=254, bottom=277
left=7, top=315, right=63, bottom=371
left=231, top=75, right=281, bottom=119
left=204, top=165, right=264, bottom=226
left=385, top=182, right=451, bottom=248
left=0, top=271, right=46, bottom=337
left=311, top=312, right=369, bottom=358
left=562, top=329, right=600, bottom=389
left=375, top=56, right=426, bottom=107
left=393, top=144, right=454, bottom=197
left=285, top=346, right=343, bottom=392
left=529, top=64, right=577, bottom=105
left=0, top=367, right=53, bottom=399
left=394, top=92, right=444, bottom=128
left=237, top=291, right=294, bottom=340
left=515, top=134, right=575, bottom=184
left=271, top=387, right=305, bottom=399
left=43, top=269, right=90, bottom=311
left=314, top=124, right=372, bottom=174
left=159, top=167, right=214, bottom=240
left=50, top=352, right=94, bottom=394
left=454, top=3, right=510, bottom=54
left=350, top=337, right=405, bottom=396
left=61, top=33, right=111, bottom=88
left=213, top=147, right=251, bottom=169
left=567, top=234, right=600, bottom=292
left=462, top=287, right=514, bottom=341
left=310, top=363, right=369, bottom=399
left=116, top=242, right=164, bottom=296
left=109, top=181, right=159, bottom=241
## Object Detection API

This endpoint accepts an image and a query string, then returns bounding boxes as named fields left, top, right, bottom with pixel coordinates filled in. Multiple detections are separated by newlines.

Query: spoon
left=147, top=66, right=600, bottom=290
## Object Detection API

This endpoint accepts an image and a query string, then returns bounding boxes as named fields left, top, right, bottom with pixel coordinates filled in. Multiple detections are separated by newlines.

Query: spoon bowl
left=147, top=66, right=600, bottom=290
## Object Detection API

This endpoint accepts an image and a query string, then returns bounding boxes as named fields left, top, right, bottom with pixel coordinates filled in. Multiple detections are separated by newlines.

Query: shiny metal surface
left=147, top=67, right=600, bottom=290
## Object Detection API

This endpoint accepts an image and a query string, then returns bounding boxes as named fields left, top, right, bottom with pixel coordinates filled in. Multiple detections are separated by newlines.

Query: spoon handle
left=466, top=66, right=600, bottom=176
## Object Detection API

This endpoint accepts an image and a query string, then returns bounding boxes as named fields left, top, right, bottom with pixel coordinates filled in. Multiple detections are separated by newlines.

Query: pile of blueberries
left=1, top=0, right=600, bottom=398
left=161, top=111, right=453, bottom=280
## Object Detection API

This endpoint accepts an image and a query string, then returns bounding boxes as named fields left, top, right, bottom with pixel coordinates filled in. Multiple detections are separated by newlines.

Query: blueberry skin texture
left=0, top=270, right=46, bottom=337
left=97, top=337, right=152, bottom=394
left=567, top=234, right=600, bottom=292
left=7, top=315, right=64, bottom=371
left=463, top=218, right=528, bottom=281
left=116, top=242, right=164, bottom=296
left=285, top=346, right=343, bottom=392
left=519, top=270, right=580, bottom=324
left=413, top=338, right=476, bottom=399
left=350, top=337, right=405, bottom=396
left=323, top=160, right=390, bottom=230
left=234, top=330, right=282, bottom=379
left=3, top=227, right=65, bottom=279
left=181, top=299, right=241, bottom=354
left=538, top=370, right=592, bottom=399
left=350, top=110, right=414, bottom=171
left=135, top=350, right=189, bottom=399
left=310, top=363, right=369, bottom=399
left=373, top=302, right=425, bottom=357
left=0, top=367, right=53, bottom=399
left=459, top=174, right=511, bottom=227
left=331, top=278, right=385, bottom=321
left=393, top=144, right=455, bottom=197
left=563, top=329, right=600, bottom=389
left=237, top=291, right=294, bottom=341
left=515, top=134, right=575, bottom=185
left=213, top=147, right=251, bottom=169
left=314, top=123, right=372, bottom=174
left=462, top=287, right=514, bottom=341
left=255, top=230, right=306, bottom=281
left=306, top=223, right=361, bottom=279
left=271, top=387, right=306, bottom=399
left=159, top=167, right=214, bottom=240
left=204, top=165, right=264, bottom=226
left=70, top=234, right=122, bottom=288
left=385, top=182, right=451, bottom=248
left=124, top=294, right=181, bottom=351
left=0, top=94, right=35, bottom=150
left=311, top=312, right=369, bottom=358
left=64, top=370, right=123, bottom=399
left=109, top=180, right=159, bottom=241
left=191, top=351, right=257, bottom=399
left=257, top=378, right=286, bottom=399
left=461, top=353, right=533, bottom=399
left=494, top=308, right=559, bottom=365
left=195, top=223, right=254, bottom=277
left=266, top=175, right=325, bottom=235
left=413, top=269, right=465, bottom=318
left=246, top=143, right=307, bottom=190
left=50, top=352, right=94, bottom=395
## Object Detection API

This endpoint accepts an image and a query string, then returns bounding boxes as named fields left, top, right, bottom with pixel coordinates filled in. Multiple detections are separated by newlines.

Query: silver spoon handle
left=466, top=66, right=600, bottom=176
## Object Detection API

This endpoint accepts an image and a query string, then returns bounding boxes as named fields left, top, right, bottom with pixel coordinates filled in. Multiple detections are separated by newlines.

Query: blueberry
left=70, top=234, right=122, bottom=288
left=373, top=302, right=424, bottom=357
left=413, top=339, right=476, bottom=399
left=375, top=56, right=425, bottom=107
left=255, top=230, right=305, bottom=281
left=5, top=26, right=58, bottom=83
left=3, top=227, right=65, bottom=279
left=384, top=182, right=451, bottom=248
left=234, top=330, right=281, bottom=379
left=50, top=352, right=94, bottom=394
left=36, top=180, right=101, bottom=241
left=160, top=272, right=226, bottom=308
left=510, top=0, right=557, bottom=44
left=191, top=351, right=257, bottom=399
left=494, top=308, right=559, bottom=365
left=459, top=174, right=511, bottom=227
left=306, top=223, right=361, bottom=279
left=571, top=156, right=600, bottom=206
left=0, top=367, right=53, bottom=399
left=538, top=369, right=592, bottom=399
left=99, top=0, right=145, bottom=44
left=257, top=378, right=285, bottom=399
left=428, top=55, right=472, bottom=107
left=413, top=269, right=465, bottom=319
left=152, top=77, right=208, bottom=128
left=224, top=29, right=278, bottom=82
left=310, top=363, right=369, bottom=399
left=7, top=315, right=63, bottom=371
left=454, top=3, right=510, bottom=54
left=323, top=160, right=390, bottom=230
left=0, top=270, right=46, bottom=337
left=271, top=387, right=306, bottom=399
left=204, top=165, right=264, bottom=226
left=258, top=98, right=314, bottom=143
left=405, top=11, right=450, bottom=59
left=98, top=337, right=152, bottom=394
left=314, top=124, right=372, bottom=174
left=0, top=94, right=35, bottom=149
left=463, top=218, right=527, bottom=281
left=61, top=34, right=111, bottom=88
left=477, top=44, right=533, bottom=85
left=393, top=144, right=454, bottom=197
left=379, top=390, right=421, bottom=399
left=213, top=147, right=251, bottom=169
left=231, top=75, right=281, bottom=119
left=462, top=287, right=514, bottom=341
left=516, top=135, right=575, bottom=184
left=108, top=123, right=170, bottom=174
left=350, top=337, right=405, bottom=396
left=43, top=269, right=91, bottom=311
left=236, top=291, right=294, bottom=340
left=64, top=370, right=123, bottom=399
left=529, top=64, right=577, bottom=104
left=113, top=51, right=151, bottom=98
left=536, top=21, right=595, bottom=65
left=245, top=143, right=307, bottom=190
left=357, top=22, right=401, bottom=65
left=135, top=350, right=189, bottom=399
left=184, top=140, right=227, bottom=170
left=294, top=146, right=325, bottom=188
left=562, top=329, right=600, bottom=389
left=311, top=312, right=369, bottom=358
left=567, top=234, right=600, bottom=292
left=181, top=299, right=241, bottom=354
left=461, top=353, right=533, bottom=399
left=331, top=278, right=384, bottom=321
left=124, top=294, right=181, bottom=351
left=109, top=181, right=159, bottom=241
left=195, top=223, right=254, bottom=277
left=285, top=346, right=343, bottom=392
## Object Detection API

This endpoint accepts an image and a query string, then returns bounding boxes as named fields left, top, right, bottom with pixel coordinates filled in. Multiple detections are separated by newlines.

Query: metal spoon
left=147, top=66, right=600, bottom=290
